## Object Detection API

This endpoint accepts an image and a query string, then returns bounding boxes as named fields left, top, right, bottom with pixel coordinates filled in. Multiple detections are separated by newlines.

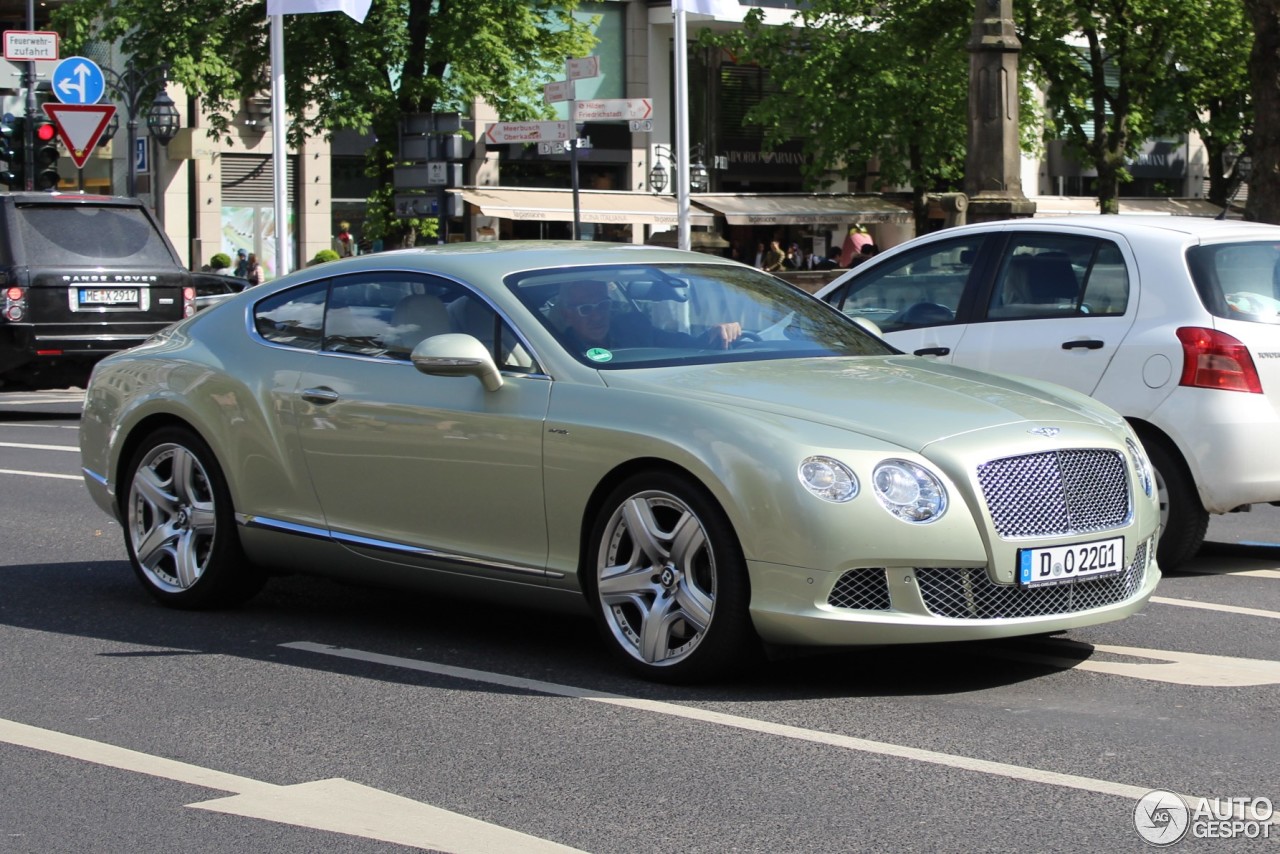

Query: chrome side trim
left=235, top=513, right=562, bottom=579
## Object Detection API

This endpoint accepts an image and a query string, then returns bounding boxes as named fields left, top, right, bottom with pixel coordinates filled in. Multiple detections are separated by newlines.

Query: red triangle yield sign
left=42, top=103, right=117, bottom=169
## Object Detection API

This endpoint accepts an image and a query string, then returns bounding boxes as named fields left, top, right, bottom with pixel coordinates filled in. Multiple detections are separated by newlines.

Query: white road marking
left=0, top=441, right=79, bottom=452
left=1181, top=567, right=1280, bottom=579
left=0, top=716, right=584, bottom=852
left=282, top=642, right=1279, bottom=825
left=0, top=394, right=84, bottom=405
left=1152, top=595, right=1280, bottom=619
left=0, top=468, right=82, bottom=481
left=995, top=643, right=1280, bottom=687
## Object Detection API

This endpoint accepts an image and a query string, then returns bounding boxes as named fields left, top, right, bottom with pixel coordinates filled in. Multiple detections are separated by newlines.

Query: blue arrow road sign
left=52, top=56, right=105, bottom=106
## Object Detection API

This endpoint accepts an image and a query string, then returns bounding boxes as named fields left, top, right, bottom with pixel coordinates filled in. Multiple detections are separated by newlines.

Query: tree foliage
left=1245, top=0, right=1280, bottom=223
left=1018, top=0, right=1251, bottom=213
left=52, top=0, right=596, bottom=245
left=707, top=0, right=976, bottom=231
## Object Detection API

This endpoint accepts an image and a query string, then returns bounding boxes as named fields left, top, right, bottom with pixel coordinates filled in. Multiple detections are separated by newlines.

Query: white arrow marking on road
left=284, top=642, right=1280, bottom=827
left=991, top=642, right=1280, bottom=687
left=0, top=717, right=585, bottom=852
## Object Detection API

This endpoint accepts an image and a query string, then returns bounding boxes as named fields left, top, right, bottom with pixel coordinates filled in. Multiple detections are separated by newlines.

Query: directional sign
left=42, top=102, right=115, bottom=168
left=565, top=56, right=599, bottom=80
left=484, top=121, right=572, bottom=145
left=52, top=56, right=105, bottom=105
left=543, top=79, right=574, bottom=104
left=573, top=98, right=652, bottom=122
left=3, top=30, right=59, bottom=61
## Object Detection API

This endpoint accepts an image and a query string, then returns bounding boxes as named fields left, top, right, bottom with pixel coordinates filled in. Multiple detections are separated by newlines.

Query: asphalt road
left=1, top=390, right=1277, bottom=853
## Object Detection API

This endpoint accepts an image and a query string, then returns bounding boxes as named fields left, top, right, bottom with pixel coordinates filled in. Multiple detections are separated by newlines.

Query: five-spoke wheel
left=589, top=472, right=756, bottom=682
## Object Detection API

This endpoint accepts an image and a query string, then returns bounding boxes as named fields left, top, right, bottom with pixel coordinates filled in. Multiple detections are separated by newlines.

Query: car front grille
left=827, top=568, right=892, bottom=610
left=977, top=449, right=1130, bottom=538
left=914, top=542, right=1148, bottom=620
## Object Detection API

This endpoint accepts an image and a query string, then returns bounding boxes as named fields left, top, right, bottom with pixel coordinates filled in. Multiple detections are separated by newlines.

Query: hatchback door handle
left=1061, top=339, right=1104, bottom=350
left=914, top=347, right=950, bottom=357
left=301, top=387, right=340, bottom=405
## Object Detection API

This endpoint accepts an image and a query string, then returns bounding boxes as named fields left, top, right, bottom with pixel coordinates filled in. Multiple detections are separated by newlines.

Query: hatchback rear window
left=15, top=204, right=177, bottom=265
left=1187, top=242, right=1280, bottom=323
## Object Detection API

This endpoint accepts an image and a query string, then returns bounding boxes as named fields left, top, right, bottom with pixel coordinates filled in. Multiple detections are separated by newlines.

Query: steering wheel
left=730, top=330, right=763, bottom=348
left=897, top=302, right=955, bottom=325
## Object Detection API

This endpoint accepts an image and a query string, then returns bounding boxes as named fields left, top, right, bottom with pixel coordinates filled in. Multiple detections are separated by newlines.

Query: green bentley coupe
left=80, top=242, right=1161, bottom=682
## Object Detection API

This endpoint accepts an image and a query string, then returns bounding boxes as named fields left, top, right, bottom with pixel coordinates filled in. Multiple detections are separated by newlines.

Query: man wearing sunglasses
left=553, top=279, right=742, bottom=354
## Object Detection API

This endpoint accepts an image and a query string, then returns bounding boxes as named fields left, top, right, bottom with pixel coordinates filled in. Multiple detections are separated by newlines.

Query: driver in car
left=554, top=279, right=742, bottom=352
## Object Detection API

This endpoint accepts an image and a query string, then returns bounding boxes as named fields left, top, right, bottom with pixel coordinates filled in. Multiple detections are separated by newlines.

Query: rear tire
left=586, top=472, right=759, bottom=683
left=121, top=427, right=265, bottom=609
left=1145, top=439, right=1208, bottom=571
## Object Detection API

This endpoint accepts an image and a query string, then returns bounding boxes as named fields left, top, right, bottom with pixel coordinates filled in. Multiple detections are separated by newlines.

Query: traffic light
left=0, top=116, right=25, bottom=189
left=33, top=119, right=60, bottom=191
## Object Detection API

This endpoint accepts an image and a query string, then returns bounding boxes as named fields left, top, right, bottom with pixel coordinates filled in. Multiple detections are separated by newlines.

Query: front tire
left=1145, top=438, right=1208, bottom=571
left=587, top=472, right=758, bottom=683
left=121, top=427, right=264, bottom=609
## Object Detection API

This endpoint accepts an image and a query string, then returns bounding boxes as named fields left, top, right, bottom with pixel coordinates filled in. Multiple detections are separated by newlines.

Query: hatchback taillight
left=1176, top=327, right=1263, bottom=393
left=3, top=285, right=24, bottom=321
left=182, top=286, right=196, bottom=317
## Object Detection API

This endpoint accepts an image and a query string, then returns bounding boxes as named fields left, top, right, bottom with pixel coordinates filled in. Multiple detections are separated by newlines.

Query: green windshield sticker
left=586, top=347, right=613, bottom=362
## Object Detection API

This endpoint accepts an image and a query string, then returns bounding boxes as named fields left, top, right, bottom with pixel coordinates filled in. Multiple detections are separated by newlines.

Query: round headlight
left=799, top=456, right=858, bottom=503
left=873, top=459, right=947, bottom=523
left=1126, top=437, right=1154, bottom=498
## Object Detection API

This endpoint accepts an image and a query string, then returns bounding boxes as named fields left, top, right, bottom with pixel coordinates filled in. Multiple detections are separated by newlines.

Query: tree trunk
left=1245, top=0, right=1280, bottom=223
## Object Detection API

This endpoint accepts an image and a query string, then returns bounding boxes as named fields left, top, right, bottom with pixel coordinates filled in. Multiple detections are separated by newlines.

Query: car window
left=826, top=237, right=982, bottom=332
left=1186, top=241, right=1280, bottom=323
left=254, top=281, right=327, bottom=350
left=15, top=203, right=178, bottom=265
left=254, top=274, right=539, bottom=370
left=987, top=235, right=1129, bottom=319
left=507, top=262, right=892, bottom=368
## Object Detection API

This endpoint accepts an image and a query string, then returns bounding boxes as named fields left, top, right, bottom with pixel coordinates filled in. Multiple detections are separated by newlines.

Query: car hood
left=599, top=356, right=1114, bottom=452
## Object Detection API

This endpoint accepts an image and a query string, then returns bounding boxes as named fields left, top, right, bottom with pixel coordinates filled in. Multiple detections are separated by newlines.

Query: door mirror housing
left=410, top=333, right=503, bottom=392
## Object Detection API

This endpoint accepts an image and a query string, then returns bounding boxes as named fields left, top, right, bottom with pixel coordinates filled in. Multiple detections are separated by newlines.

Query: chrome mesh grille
left=827, top=569, right=891, bottom=610
left=915, top=542, right=1147, bottom=620
left=977, top=449, right=1130, bottom=538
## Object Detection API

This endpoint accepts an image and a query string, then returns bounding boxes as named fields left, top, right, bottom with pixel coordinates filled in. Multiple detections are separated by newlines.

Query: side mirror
left=851, top=316, right=883, bottom=338
left=410, top=333, right=503, bottom=392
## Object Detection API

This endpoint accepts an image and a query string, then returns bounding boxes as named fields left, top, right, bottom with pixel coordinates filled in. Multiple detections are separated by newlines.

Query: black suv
left=0, top=192, right=216, bottom=391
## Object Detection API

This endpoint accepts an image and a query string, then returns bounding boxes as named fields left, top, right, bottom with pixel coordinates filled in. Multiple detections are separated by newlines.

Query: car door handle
left=301, top=387, right=340, bottom=405
left=1061, top=339, right=1105, bottom=350
left=914, top=347, right=950, bottom=357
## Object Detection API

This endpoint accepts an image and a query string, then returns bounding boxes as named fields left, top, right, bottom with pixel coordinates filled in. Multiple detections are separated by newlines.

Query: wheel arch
left=1126, top=417, right=1203, bottom=508
left=113, top=413, right=223, bottom=517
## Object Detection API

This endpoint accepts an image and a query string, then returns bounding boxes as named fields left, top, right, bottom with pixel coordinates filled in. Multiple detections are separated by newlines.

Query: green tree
left=53, top=0, right=595, bottom=246
left=1019, top=0, right=1248, bottom=214
left=707, top=0, right=997, bottom=232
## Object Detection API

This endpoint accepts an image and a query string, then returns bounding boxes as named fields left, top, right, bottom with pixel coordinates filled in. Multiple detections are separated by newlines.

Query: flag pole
left=270, top=13, right=289, bottom=277
left=673, top=3, right=691, bottom=252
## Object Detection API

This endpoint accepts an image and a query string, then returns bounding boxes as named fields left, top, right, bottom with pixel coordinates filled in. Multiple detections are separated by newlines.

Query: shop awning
left=1030, top=196, right=1224, bottom=217
left=691, top=193, right=912, bottom=226
left=461, top=187, right=715, bottom=226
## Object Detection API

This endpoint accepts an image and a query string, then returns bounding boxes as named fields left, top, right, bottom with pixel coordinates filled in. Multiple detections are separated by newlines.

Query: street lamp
left=649, top=143, right=710, bottom=194
left=99, top=63, right=181, bottom=197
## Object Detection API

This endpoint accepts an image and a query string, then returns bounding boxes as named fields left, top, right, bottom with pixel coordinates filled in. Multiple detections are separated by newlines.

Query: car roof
left=975, top=215, right=1280, bottom=240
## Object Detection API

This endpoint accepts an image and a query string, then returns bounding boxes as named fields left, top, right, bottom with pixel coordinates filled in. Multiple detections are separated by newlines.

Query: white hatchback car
left=817, top=215, right=1280, bottom=569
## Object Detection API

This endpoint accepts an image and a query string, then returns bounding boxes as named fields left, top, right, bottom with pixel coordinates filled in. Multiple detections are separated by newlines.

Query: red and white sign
left=572, top=98, right=652, bottom=122
left=543, top=80, right=574, bottom=104
left=565, top=56, right=599, bottom=80
left=484, top=121, right=572, bottom=145
left=42, top=103, right=116, bottom=168
left=3, top=30, right=58, bottom=62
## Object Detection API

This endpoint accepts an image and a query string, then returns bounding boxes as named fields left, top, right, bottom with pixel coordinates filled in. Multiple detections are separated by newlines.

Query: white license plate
left=1017, top=536, right=1124, bottom=588
left=79, top=288, right=140, bottom=306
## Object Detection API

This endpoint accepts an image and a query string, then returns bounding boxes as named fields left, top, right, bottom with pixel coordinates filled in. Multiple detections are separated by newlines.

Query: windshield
left=16, top=203, right=177, bottom=266
left=1187, top=241, right=1280, bottom=324
left=507, top=262, right=894, bottom=368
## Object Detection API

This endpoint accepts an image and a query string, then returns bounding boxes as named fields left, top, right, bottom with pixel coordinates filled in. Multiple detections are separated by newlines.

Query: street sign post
left=3, top=30, right=58, bottom=62
left=51, top=56, right=105, bottom=106
left=41, top=103, right=115, bottom=169
left=543, top=80, right=574, bottom=104
left=572, top=99, right=652, bottom=122
left=565, top=56, right=600, bottom=80
left=483, top=121, right=573, bottom=145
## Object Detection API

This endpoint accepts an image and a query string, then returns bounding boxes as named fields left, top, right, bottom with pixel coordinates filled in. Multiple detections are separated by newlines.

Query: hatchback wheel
left=122, top=427, right=264, bottom=608
left=588, top=473, right=757, bottom=683
left=1146, top=439, right=1209, bottom=571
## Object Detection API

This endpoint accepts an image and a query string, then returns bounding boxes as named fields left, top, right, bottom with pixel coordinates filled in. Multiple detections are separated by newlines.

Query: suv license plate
left=1017, top=536, right=1124, bottom=588
left=79, top=288, right=140, bottom=306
